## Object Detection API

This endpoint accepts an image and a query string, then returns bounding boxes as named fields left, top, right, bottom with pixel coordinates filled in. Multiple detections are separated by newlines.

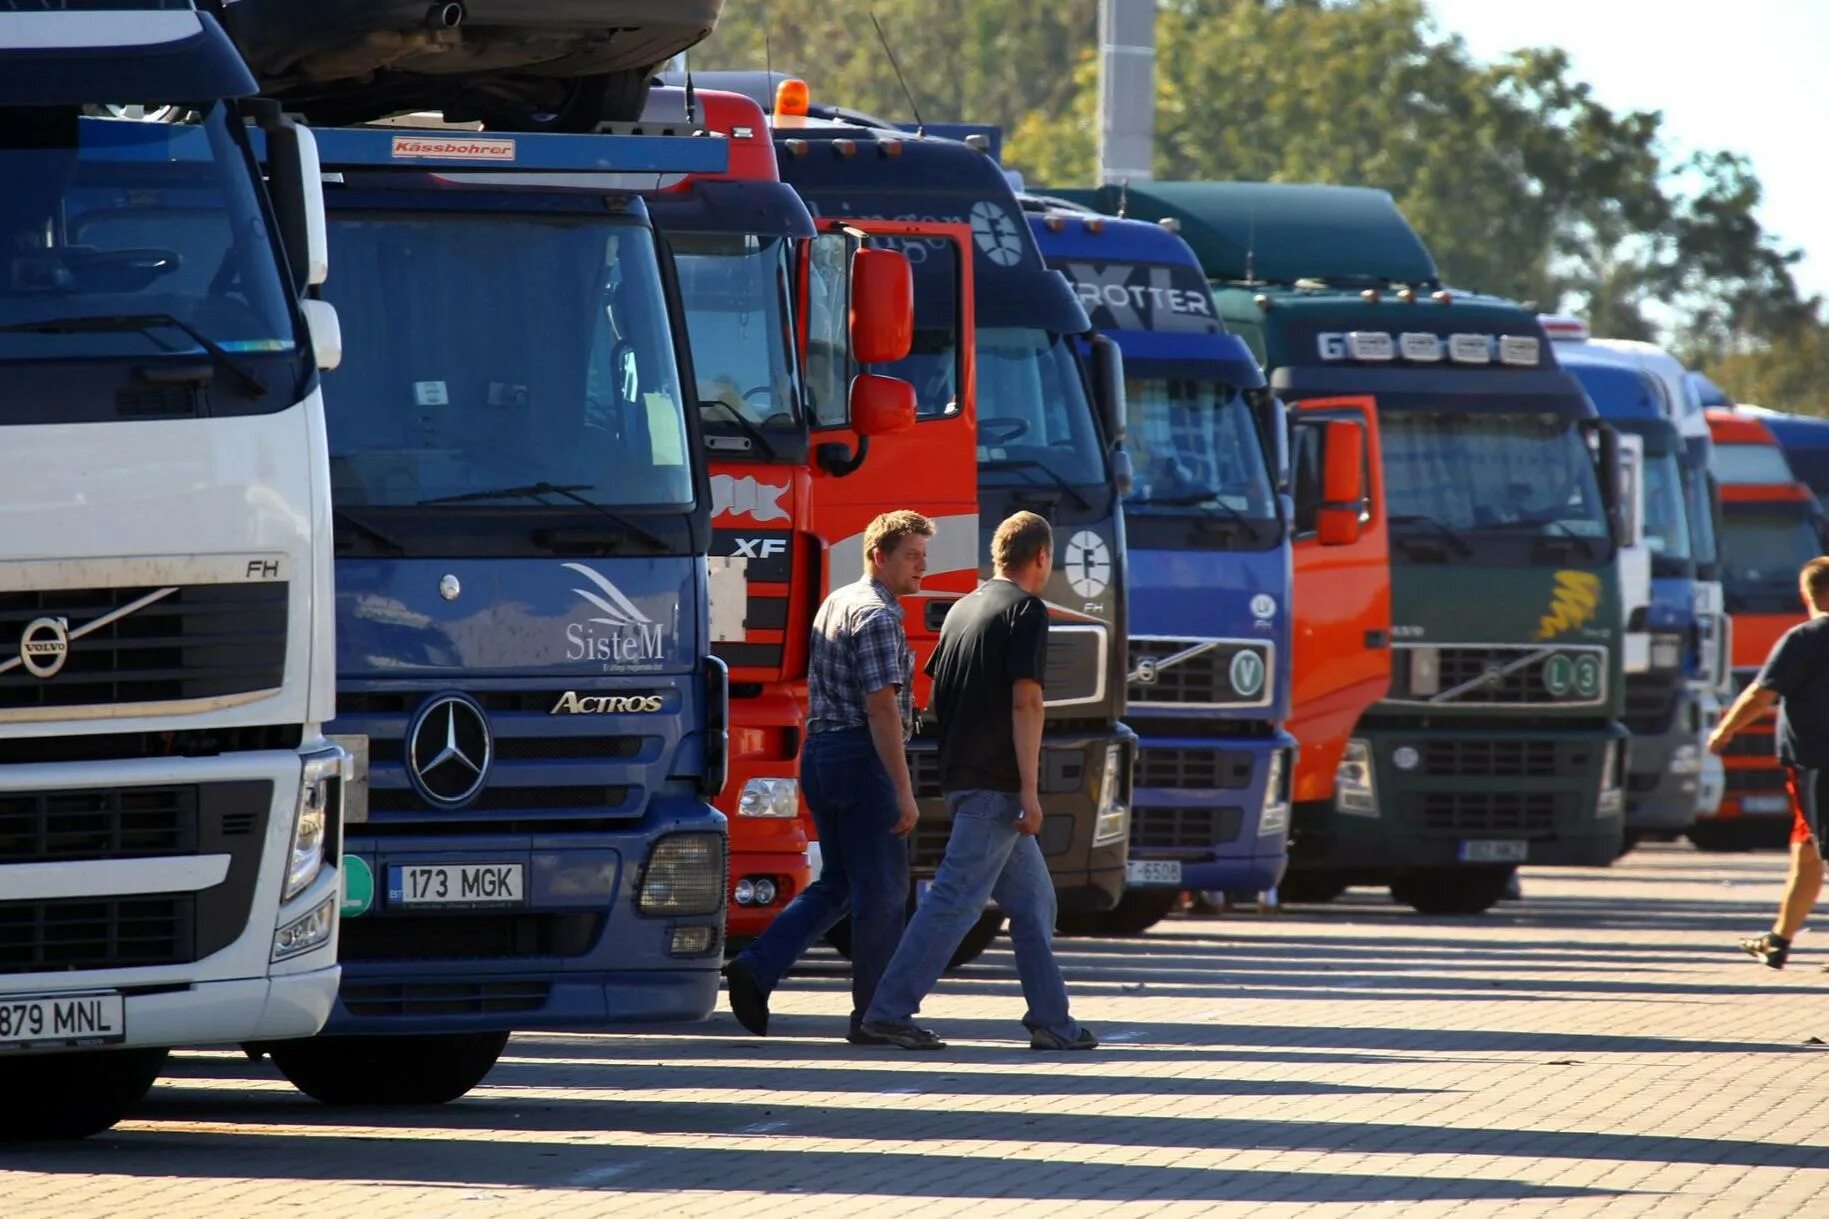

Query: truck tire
left=1389, top=868, right=1514, bottom=915
left=1056, top=888, right=1180, bottom=937
left=0, top=1048, right=167, bottom=1140
left=269, top=1032, right=508, bottom=1106
left=824, top=909, right=1004, bottom=971
left=1687, top=819, right=1789, bottom=852
left=1275, top=871, right=1350, bottom=905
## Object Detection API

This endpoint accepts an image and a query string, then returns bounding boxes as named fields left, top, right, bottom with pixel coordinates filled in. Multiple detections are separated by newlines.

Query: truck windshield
left=1719, top=508, right=1822, bottom=599
left=0, top=106, right=296, bottom=364
left=673, top=233, right=800, bottom=448
left=1124, top=376, right=1276, bottom=520
left=1711, top=442, right=1794, bottom=485
left=1382, top=411, right=1608, bottom=537
left=976, top=327, right=1106, bottom=490
left=1644, top=450, right=1693, bottom=561
left=320, top=210, right=693, bottom=510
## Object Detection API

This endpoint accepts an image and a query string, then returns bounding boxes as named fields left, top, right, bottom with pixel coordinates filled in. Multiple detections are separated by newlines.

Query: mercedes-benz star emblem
left=407, top=693, right=492, bottom=806
left=19, top=616, right=70, bottom=679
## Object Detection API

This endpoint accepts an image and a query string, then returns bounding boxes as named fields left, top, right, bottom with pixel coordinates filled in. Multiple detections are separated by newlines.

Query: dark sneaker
left=1030, top=1024, right=1099, bottom=1051
left=855, top=1020, right=946, bottom=1051
left=722, top=957, right=770, bottom=1036
left=846, top=1023, right=890, bottom=1046
left=1741, top=932, right=1791, bottom=970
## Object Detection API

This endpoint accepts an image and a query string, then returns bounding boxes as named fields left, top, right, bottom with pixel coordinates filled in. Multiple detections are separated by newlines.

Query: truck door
left=801, top=219, right=980, bottom=702
left=1288, top=397, right=1392, bottom=807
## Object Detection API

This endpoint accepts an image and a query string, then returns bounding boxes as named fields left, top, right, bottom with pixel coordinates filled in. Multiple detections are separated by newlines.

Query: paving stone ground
left=5, top=844, right=1829, bottom=1218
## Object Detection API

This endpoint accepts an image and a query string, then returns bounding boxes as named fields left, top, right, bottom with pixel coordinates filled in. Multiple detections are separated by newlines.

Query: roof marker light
left=1433, top=290, right=1454, bottom=305
left=1361, top=288, right=1379, bottom=303
left=782, top=138, right=809, bottom=158
left=774, top=78, right=810, bottom=119
left=1044, top=214, right=1066, bottom=232
left=834, top=138, right=858, bottom=157
left=1254, top=293, right=1272, bottom=311
left=1158, top=217, right=1181, bottom=233
left=1398, top=287, right=1417, bottom=304
left=880, top=139, right=902, bottom=157
left=964, top=133, right=990, bottom=152
left=1085, top=217, right=1105, bottom=234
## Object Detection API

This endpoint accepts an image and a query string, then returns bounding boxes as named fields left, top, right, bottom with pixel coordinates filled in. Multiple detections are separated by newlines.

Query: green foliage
left=1707, top=324, right=1829, bottom=419
left=699, top=0, right=1813, bottom=369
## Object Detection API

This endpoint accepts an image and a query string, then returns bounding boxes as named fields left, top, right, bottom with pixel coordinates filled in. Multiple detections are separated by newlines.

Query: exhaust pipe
left=426, top=2, right=464, bottom=30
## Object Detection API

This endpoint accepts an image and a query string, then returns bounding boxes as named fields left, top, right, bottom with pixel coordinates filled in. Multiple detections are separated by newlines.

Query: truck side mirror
left=850, top=372, right=916, bottom=438
left=1316, top=419, right=1365, bottom=546
left=1089, top=333, right=1126, bottom=447
left=301, top=298, right=342, bottom=371
left=263, top=119, right=330, bottom=290
left=850, top=247, right=912, bottom=365
left=1589, top=421, right=1627, bottom=547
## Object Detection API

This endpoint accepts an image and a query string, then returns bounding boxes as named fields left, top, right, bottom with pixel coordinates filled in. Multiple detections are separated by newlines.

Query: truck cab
left=1101, top=182, right=1627, bottom=914
left=0, top=2, right=344, bottom=1137
left=1700, top=407, right=1827, bottom=849
left=1026, top=201, right=1295, bottom=932
left=259, top=124, right=731, bottom=1106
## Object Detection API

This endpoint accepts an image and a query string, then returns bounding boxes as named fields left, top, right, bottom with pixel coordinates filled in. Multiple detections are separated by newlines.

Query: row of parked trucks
left=0, top=2, right=1809, bottom=1139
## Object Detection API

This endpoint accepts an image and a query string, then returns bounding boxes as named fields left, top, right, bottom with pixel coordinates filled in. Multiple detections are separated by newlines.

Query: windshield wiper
left=1143, top=491, right=1258, bottom=531
left=418, top=481, right=670, bottom=551
left=0, top=312, right=267, bottom=399
left=1481, top=516, right=1598, bottom=559
left=699, top=399, right=782, bottom=462
left=333, top=509, right=407, bottom=556
left=980, top=458, right=1093, bottom=511
left=1388, top=513, right=1474, bottom=557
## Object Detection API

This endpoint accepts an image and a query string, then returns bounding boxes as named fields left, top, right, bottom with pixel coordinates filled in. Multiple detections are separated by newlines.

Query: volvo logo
left=407, top=693, right=492, bottom=807
left=19, top=616, right=70, bottom=679
left=1132, top=659, right=1159, bottom=686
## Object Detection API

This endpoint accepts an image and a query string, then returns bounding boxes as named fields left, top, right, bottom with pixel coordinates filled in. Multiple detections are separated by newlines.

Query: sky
left=1426, top=0, right=1829, bottom=301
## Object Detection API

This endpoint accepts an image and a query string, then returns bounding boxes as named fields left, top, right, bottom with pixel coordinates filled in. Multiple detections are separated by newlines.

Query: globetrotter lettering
left=563, top=562, right=667, bottom=670
left=550, top=691, right=666, bottom=715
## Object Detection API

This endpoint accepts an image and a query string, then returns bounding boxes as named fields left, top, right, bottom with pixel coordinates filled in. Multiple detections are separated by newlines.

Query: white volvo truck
left=0, top=2, right=345, bottom=1138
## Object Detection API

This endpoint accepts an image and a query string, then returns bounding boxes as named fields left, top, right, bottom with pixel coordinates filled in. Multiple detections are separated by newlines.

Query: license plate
left=1742, top=795, right=1792, bottom=814
left=1126, top=859, right=1183, bottom=887
left=388, top=862, right=524, bottom=908
left=0, top=993, right=124, bottom=1050
left=1458, top=839, right=1528, bottom=863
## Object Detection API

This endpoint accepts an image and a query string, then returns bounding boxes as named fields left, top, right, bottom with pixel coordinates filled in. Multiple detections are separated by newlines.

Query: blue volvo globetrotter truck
left=1027, top=202, right=1294, bottom=933
left=259, top=126, right=731, bottom=1106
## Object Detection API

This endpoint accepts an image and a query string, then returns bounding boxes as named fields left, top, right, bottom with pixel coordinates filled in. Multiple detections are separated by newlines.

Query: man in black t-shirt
left=1712, top=556, right=1829, bottom=968
left=857, top=511, right=1095, bottom=1051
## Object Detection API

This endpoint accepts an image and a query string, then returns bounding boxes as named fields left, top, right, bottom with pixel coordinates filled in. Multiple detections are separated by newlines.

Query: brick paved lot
left=6, top=844, right=1829, bottom=1217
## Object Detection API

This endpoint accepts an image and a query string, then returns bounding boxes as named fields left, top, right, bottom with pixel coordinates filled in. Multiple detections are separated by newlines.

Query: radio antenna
left=870, top=11, right=924, bottom=136
left=682, top=50, right=698, bottom=126
left=1117, top=178, right=1129, bottom=219
left=1245, top=206, right=1258, bottom=284
left=764, top=28, right=773, bottom=98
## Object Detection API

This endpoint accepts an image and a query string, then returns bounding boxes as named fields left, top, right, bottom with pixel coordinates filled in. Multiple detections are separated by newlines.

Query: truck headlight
left=737, top=777, right=800, bottom=818
left=1092, top=743, right=1130, bottom=847
left=1259, top=749, right=1291, bottom=836
left=1650, top=633, right=1685, bottom=671
left=1598, top=741, right=1625, bottom=816
left=638, top=832, right=727, bottom=917
left=272, top=894, right=336, bottom=962
left=284, top=747, right=345, bottom=902
left=1336, top=739, right=1378, bottom=817
left=1670, top=743, right=1703, bottom=775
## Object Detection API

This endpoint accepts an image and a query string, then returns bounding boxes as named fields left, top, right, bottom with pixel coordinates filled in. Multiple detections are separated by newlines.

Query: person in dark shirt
left=857, top=511, right=1095, bottom=1051
left=1712, top=556, right=1829, bottom=968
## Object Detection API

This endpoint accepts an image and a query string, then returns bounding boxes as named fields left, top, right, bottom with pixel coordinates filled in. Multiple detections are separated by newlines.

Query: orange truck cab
left=640, top=86, right=980, bottom=942
left=1699, top=408, right=1829, bottom=849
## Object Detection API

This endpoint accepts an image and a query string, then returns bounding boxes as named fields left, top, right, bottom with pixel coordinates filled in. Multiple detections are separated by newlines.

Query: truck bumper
left=1127, top=729, right=1294, bottom=894
left=907, top=724, right=1134, bottom=914
left=328, top=800, right=726, bottom=1036
left=1623, top=724, right=1704, bottom=833
left=1289, top=720, right=1626, bottom=877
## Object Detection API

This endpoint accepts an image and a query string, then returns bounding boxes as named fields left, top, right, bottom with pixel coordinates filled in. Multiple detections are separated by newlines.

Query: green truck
left=1071, top=182, right=1628, bottom=913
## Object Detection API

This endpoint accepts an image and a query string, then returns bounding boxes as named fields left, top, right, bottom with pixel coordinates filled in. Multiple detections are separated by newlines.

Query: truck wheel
left=1688, top=820, right=1789, bottom=852
left=0, top=1048, right=167, bottom=1140
left=825, top=910, right=1003, bottom=971
left=1389, top=868, right=1514, bottom=915
left=1056, top=889, right=1181, bottom=937
left=268, top=1032, right=508, bottom=1106
left=1275, top=871, right=1350, bottom=905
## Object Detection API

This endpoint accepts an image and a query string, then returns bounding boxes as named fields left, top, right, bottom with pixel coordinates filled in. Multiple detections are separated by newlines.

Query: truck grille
left=341, top=979, right=551, bottom=1018
left=1420, top=740, right=1562, bottom=779
left=1721, top=731, right=1774, bottom=760
left=1727, top=767, right=1787, bottom=793
left=1044, top=625, right=1107, bottom=708
left=1389, top=644, right=1608, bottom=707
left=1134, top=747, right=1254, bottom=791
left=0, top=583, right=287, bottom=714
left=0, top=785, right=198, bottom=865
left=340, top=913, right=605, bottom=961
left=1131, top=805, right=1245, bottom=851
left=1127, top=637, right=1272, bottom=709
left=1623, top=673, right=1680, bottom=735
left=0, top=895, right=194, bottom=975
left=1413, top=792, right=1558, bottom=838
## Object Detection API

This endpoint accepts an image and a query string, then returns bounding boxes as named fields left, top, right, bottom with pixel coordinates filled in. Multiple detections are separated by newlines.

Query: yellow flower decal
left=1535, top=570, right=1602, bottom=640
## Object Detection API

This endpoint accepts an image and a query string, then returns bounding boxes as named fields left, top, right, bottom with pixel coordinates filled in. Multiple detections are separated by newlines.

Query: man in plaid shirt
left=725, top=510, right=932, bottom=1043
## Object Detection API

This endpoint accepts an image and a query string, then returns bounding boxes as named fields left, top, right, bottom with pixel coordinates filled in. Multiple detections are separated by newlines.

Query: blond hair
left=1802, top=556, right=1829, bottom=603
left=864, top=509, right=935, bottom=567
left=992, top=510, right=1053, bottom=573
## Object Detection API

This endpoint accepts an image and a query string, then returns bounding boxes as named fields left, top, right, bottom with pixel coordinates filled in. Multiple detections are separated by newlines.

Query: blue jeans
left=735, top=728, right=910, bottom=1025
left=864, top=789, right=1077, bottom=1040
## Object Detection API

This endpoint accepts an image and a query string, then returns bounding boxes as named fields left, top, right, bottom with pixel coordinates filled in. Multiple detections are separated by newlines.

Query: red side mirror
left=850, top=247, right=913, bottom=365
left=849, top=372, right=916, bottom=438
left=1318, top=419, right=1366, bottom=546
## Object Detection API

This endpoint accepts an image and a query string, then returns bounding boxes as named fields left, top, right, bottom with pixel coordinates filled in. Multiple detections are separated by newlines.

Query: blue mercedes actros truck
left=1027, top=201, right=1294, bottom=933
left=260, top=126, right=731, bottom=1106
